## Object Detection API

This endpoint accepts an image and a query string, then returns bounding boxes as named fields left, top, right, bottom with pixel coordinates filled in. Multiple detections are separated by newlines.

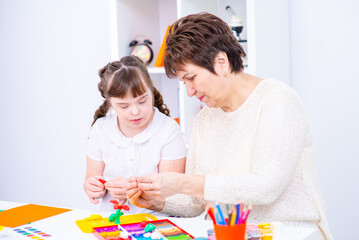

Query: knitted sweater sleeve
left=160, top=120, right=206, bottom=217
left=205, top=88, right=309, bottom=205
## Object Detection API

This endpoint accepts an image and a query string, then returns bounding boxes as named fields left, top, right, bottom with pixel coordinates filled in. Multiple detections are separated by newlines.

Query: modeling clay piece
left=98, top=179, right=107, bottom=184
left=108, top=200, right=129, bottom=224
left=143, top=232, right=151, bottom=238
left=89, top=214, right=103, bottom=221
left=144, top=223, right=156, bottom=232
left=119, top=231, right=131, bottom=240
left=140, top=220, right=148, bottom=227
left=109, top=209, right=124, bottom=224
left=150, top=231, right=162, bottom=239
left=110, top=200, right=119, bottom=205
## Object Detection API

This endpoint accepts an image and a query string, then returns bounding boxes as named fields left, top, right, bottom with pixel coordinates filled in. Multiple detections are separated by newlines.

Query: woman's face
left=110, top=87, right=154, bottom=136
left=177, top=62, right=227, bottom=108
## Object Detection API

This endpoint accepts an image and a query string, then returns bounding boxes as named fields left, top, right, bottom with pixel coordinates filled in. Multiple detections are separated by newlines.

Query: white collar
left=105, top=108, right=166, bottom=148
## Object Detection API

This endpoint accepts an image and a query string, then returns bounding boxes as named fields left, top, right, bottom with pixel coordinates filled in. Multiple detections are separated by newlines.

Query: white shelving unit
left=110, top=0, right=290, bottom=145
left=148, top=67, right=166, bottom=74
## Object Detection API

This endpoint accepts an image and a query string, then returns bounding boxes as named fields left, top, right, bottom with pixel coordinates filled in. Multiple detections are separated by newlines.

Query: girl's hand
left=84, top=176, right=106, bottom=204
left=105, top=177, right=129, bottom=205
left=137, top=172, right=183, bottom=198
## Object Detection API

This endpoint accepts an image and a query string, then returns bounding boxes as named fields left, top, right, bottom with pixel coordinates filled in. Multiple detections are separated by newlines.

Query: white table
left=0, top=201, right=321, bottom=240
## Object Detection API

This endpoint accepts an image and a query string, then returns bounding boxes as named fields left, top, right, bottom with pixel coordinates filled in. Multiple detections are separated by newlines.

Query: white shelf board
left=148, top=67, right=166, bottom=74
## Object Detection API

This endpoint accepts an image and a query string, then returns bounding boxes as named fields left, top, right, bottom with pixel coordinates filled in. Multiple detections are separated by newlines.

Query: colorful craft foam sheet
left=93, top=219, right=194, bottom=240
left=7, top=226, right=52, bottom=239
left=76, top=213, right=158, bottom=233
left=120, top=219, right=194, bottom=240
left=0, top=204, right=71, bottom=228
left=93, top=225, right=127, bottom=240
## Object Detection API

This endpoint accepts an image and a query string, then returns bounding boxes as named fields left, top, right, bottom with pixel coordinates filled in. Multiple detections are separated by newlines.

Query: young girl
left=84, top=56, right=186, bottom=214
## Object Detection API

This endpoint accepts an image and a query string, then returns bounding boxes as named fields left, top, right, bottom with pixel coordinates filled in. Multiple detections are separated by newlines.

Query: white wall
left=290, top=0, right=359, bottom=238
left=1, top=0, right=358, bottom=237
left=247, top=0, right=290, bottom=84
left=0, top=0, right=112, bottom=209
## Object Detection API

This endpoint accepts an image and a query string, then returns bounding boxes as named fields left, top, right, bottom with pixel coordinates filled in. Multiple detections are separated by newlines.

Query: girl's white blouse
left=87, top=108, right=186, bottom=213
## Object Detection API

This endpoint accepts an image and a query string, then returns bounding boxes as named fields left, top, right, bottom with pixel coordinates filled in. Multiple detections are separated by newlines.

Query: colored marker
left=215, top=212, right=220, bottom=225
left=235, top=203, right=240, bottom=224
left=243, top=205, right=252, bottom=222
left=239, top=207, right=246, bottom=224
left=216, top=204, right=226, bottom=225
left=239, top=200, right=244, bottom=223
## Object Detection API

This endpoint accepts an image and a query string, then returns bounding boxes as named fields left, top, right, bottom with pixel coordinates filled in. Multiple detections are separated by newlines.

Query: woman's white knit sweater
left=161, top=79, right=332, bottom=239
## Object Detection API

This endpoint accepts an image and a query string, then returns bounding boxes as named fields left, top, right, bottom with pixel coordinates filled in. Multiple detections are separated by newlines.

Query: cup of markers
left=214, top=223, right=246, bottom=240
left=206, top=202, right=252, bottom=240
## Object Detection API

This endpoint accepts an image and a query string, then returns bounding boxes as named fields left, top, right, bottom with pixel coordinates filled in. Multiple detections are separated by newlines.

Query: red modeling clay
left=140, top=220, right=148, bottom=227
left=110, top=200, right=119, bottom=204
left=121, top=205, right=129, bottom=211
left=98, top=179, right=107, bottom=184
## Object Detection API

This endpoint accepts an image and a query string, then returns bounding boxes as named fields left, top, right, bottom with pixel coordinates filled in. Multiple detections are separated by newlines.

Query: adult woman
left=126, top=13, right=332, bottom=239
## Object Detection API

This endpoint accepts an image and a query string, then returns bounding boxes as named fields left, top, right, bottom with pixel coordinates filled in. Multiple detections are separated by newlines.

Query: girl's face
left=110, top=87, right=154, bottom=137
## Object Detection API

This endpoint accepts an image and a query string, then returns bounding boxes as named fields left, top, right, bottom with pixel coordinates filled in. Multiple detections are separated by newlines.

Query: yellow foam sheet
left=0, top=204, right=71, bottom=227
left=76, top=213, right=158, bottom=233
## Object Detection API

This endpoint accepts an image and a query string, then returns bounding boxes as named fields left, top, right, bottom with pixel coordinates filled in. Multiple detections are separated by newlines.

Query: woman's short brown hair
left=164, top=12, right=246, bottom=78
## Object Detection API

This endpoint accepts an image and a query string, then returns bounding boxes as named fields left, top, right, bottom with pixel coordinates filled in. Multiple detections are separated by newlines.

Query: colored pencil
left=228, top=209, right=232, bottom=226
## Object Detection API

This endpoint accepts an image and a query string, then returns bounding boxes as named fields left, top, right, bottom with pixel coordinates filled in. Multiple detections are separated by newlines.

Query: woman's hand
left=84, top=176, right=106, bottom=204
left=126, top=177, right=165, bottom=211
left=105, top=176, right=129, bottom=205
left=136, top=172, right=184, bottom=198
